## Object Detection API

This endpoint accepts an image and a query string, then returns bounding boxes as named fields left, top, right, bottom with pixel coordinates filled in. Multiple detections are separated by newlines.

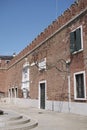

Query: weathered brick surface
left=0, top=0, right=87, bottom=102
left=0, top=69, right=6, bottom=93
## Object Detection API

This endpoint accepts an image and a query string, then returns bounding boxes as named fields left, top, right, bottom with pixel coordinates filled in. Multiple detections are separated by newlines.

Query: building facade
left=0, top=0, right=87, bottom=115
left=0, top=55, right=13, bottom=97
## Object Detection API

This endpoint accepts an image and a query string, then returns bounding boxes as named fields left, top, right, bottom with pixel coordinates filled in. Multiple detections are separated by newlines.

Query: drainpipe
left=66, top=60, right=71, bottom=112
left=68, top=73, right=71, bottom=112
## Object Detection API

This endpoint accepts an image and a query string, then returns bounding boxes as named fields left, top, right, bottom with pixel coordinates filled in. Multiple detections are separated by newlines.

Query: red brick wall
left=0, top=0, right=87, bottom=102
left=7, top=0, right=87, bottom=68
left=0, top=69, right=6, bottom=93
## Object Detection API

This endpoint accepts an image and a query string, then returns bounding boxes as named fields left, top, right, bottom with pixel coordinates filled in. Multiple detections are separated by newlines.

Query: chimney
left=13, top=52, right=16, bottom=57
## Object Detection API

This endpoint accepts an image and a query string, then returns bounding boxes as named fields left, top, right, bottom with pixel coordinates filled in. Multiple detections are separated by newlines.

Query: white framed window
left=70, top=26, right=83, bottom=54
left=74, top=71, right=86, bottom=100
left=38, top=58, right=46, bottom=71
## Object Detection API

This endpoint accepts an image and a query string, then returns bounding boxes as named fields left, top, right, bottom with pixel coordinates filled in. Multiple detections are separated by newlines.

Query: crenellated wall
left=7, top=0, right=87, bottom=68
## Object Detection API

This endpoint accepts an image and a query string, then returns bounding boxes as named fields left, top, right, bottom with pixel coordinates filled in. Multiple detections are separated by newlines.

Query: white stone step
left=0, top=119, right=38, bottom=130
left=0, top=114, right=23, bottom=121
left=0, top=110, right=38, bottom=130
left=0, top=116, right=30, bottom=126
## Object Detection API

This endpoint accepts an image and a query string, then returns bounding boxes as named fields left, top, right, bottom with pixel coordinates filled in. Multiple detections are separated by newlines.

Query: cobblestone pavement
left=0, top=104, right=87, bottom=130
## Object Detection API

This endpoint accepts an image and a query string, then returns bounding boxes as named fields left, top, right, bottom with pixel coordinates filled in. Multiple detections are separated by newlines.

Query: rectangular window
left=74, top=71, right=86, bottom=100
left=70, top=26, right=83, bottom=54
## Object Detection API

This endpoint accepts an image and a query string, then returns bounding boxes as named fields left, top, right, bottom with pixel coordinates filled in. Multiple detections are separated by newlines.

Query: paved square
left=0, top=104, right=87, bottom=130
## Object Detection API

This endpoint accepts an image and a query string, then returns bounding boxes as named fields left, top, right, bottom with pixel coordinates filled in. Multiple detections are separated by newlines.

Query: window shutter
left=76, top=28, right=81, bottom=51
left=70, top=32, right=75, bottom=53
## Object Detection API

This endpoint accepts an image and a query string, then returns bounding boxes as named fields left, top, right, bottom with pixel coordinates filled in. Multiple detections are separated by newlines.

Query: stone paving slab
left=0, top=104, right=87, bottom=130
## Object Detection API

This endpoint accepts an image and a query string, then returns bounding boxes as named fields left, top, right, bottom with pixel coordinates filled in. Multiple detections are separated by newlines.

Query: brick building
left=0, top=55, right=13, bottom=97
left=0, top=0, right=87, bottom=115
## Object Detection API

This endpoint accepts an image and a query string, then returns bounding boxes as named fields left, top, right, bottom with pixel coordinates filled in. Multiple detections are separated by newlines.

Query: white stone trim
left=71, top=25, right=83, bottom=54
left=38, top=58, right=46, bottom=71
left=21, top=61, right=30, bottom=91
left=30, top=62, right=35, bottom=67
left=74, top=71, right=86, bottom=100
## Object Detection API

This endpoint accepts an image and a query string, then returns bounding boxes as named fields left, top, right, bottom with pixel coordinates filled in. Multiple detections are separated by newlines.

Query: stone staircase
left=0, top=110, right=38, bottom=130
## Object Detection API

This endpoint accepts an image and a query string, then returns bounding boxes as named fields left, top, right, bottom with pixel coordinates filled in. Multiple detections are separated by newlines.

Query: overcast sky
left=0, top=0, right=75, bottom=55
